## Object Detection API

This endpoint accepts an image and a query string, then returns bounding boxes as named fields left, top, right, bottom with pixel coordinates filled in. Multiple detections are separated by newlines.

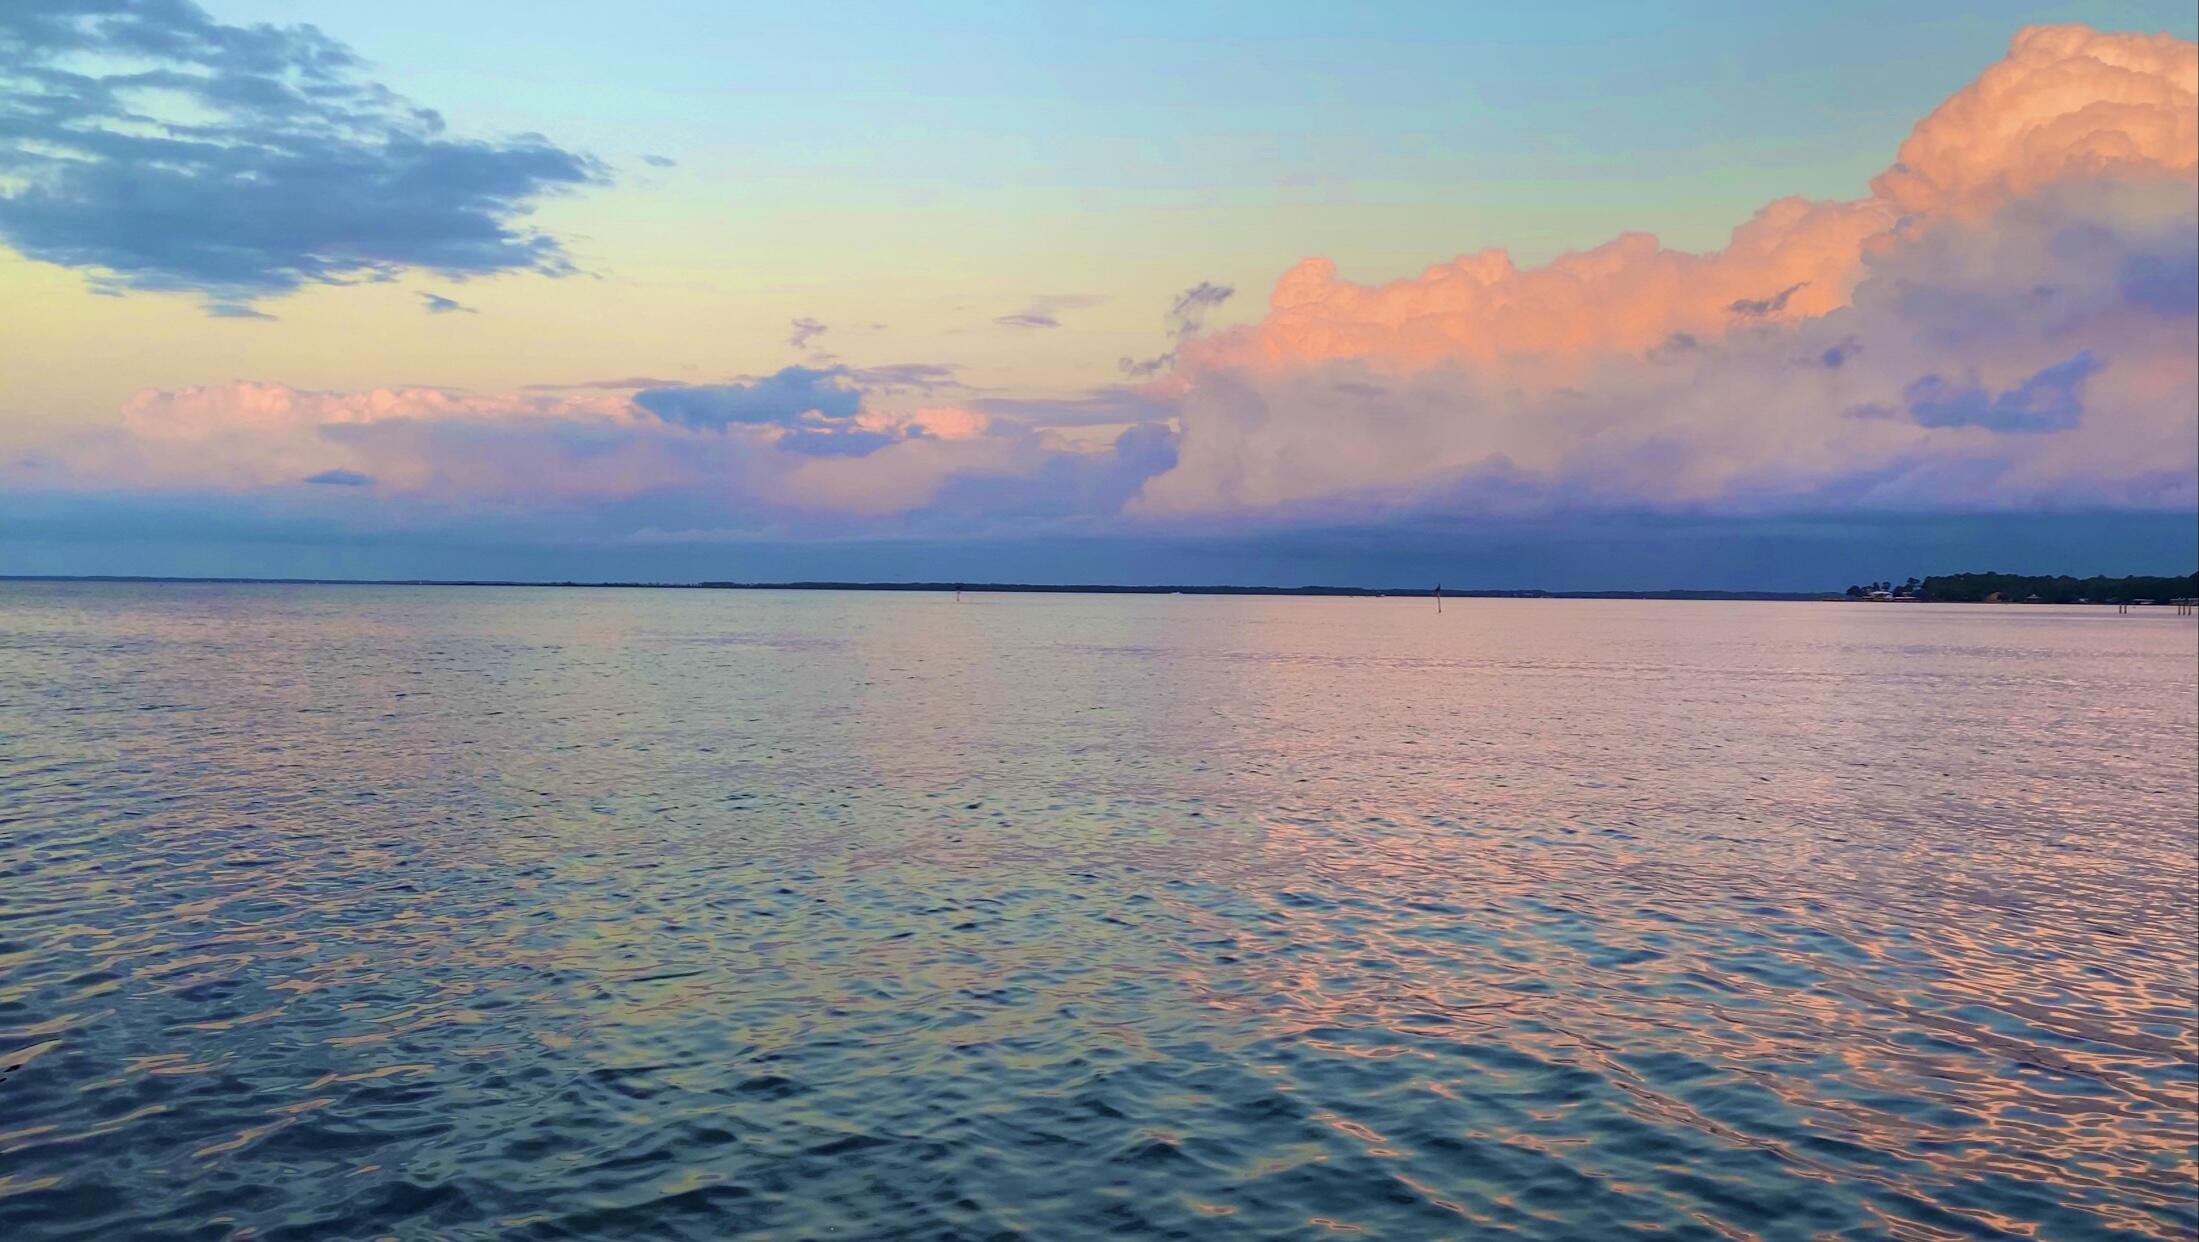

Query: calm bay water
left=0, top=582, right=2193, bottom=1240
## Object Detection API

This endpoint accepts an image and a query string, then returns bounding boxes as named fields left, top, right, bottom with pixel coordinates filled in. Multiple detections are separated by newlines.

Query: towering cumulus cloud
left=1143, top=25, right=2197, bottom=517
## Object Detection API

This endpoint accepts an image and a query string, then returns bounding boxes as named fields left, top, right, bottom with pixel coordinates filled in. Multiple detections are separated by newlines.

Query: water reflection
left=0, top=585, right=2191, bottom=1238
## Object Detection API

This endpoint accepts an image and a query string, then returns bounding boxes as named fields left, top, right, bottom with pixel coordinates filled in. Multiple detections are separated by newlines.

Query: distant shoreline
left=7, top=573, right=2193, bottom=605
left=1, top=574, right=1841, bottom=601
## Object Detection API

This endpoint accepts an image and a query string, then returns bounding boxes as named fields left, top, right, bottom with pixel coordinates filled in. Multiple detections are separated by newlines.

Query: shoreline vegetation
left=1844, top=573, right=2199, bottom=604
left=3, top=572, right=2195, bottom=603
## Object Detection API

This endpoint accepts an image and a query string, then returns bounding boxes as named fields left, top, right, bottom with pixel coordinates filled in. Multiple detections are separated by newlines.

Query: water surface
left=1, top=584, right=2193, bottom=1239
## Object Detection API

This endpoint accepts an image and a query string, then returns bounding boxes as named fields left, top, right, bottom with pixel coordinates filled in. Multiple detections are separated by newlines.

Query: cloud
left=629, top=363, right=969, bottom=435
left=969, top=384, right=1180, bottom=426
left=775, top=429, right=898, bottom=458
left=1135, top=25, right=2196, bottom=517
left=1139, top=179, right=2195, bottom=517
left=2119, top=248, right=2198, bottom=314
left=641, top=154, right=678, bottom=169
left=523, top=376, right=694, bottom=391
left=1904, top=351, right=2103, bottom=432
left=6, top=381, right=651, bottom=502
left=1119, top=282, right=1235, bottom=375
left=5, top=23, right=2192, bottom=558
left=421, top=292, right=475, bottom=315
left=634, top=367, right=860, bottom=430
left=1872, top=25, right=2197, bottom=219
left=115, top=381, right=641, bottom=438
left=1165, top=282, right=1235, bottom=336
left=788, top=317, right=829, bottom=350
left=1729, top=282, right=1807, bottom=317
left=1178, top=30, right=2194, bottom=384
left=994, top=293, right=1107, bottom=329
left=13, top=371, right=1177, bottom=530
left=0, top=0, right=603, bottom=312
left=1187, top=200, right=1884, bottom=375
left=836, top=362, right=963, bottom=393
left=768, top=405, right=991, bottom=469
left=633, top=364, right=995, bottom=466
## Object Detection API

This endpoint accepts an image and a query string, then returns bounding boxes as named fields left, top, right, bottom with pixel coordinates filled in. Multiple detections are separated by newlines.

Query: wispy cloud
left=1119, top=282, right=1234, bottom=376
left=994, top=293, right=1107, bottom=330
left=969, top=385, right=1178, bottom=426
left=421, top=292, right=476, bottom=315
left=524, top=376, right=696, bottom=392
left=838, top=362, right=963, bottom=394
left=1165, top=282, right=1235, bottom=336
left=788, top=317, right=829, bottom=351
left=1729, top=282, right=1807, bottom=317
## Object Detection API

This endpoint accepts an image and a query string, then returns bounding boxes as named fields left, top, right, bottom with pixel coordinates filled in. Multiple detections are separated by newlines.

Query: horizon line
left=20, top=571, right=2194, bottom=602
left=1, top=572, right=1848, bottom=600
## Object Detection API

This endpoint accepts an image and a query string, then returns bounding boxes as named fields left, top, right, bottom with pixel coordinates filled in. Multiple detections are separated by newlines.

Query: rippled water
left=1, top=583, right=2193, bottom=1240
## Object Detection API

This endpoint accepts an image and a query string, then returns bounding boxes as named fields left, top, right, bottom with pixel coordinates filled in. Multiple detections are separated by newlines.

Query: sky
left=2, top=1, right=2194, bottom=588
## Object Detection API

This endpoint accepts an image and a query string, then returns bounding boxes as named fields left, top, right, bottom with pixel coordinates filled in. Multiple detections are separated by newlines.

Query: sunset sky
left=3, top=1, right=2195, bottom=587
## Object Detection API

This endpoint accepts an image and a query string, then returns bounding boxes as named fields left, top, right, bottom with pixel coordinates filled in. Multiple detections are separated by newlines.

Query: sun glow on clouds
left=1145, top=25, right=2197, bottom=516
left=1185, top=27, right=2195, bottom=380
left=71, top=374, right=1021, bottom=515
left=10, top=25, right=2195, bottom=537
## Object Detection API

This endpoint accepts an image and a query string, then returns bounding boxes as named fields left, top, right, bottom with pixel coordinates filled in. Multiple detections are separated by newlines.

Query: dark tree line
left=1847, top=572, right=2199, bottom=603
left=1843, top=578, right=1921, bottom=599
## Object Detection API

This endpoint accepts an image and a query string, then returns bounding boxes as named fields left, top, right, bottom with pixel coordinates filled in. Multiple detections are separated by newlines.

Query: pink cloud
left=1140, top=25, right=2198, bottom=516
left=119, top=382, right=641, bottom=438
left=1182, top=26, right=2195, bottom=383
left=30, top=382, right=1077, bottom=519
left=1877, top=25, right=2197, bottom=219
left=1190, top=198, right=1888, bottom=376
